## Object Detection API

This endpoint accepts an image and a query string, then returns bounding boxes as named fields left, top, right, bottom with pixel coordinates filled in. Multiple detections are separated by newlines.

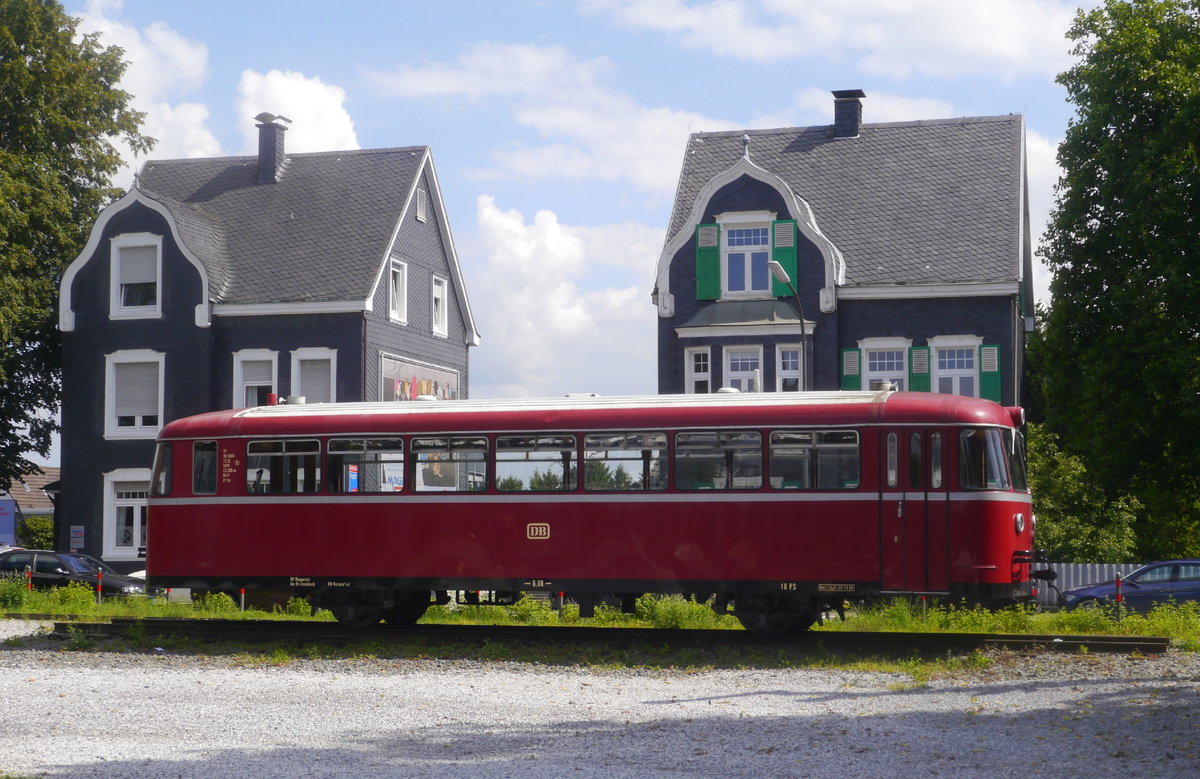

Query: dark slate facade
left=653, top=91, right=1033, bottom=405
left=58, top=119, right=478, bottom=570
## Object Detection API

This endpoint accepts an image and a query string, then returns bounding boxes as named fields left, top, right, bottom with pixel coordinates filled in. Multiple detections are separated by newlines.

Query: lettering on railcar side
left=818, top=583, right=856, bottom=592
left=527, top=523, right=550, bottom=540
left=780, top=582, right=798, bottom=591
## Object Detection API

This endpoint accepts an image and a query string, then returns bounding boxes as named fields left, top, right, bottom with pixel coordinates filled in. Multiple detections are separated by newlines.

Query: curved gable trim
left=653, top=155, right=846, bottom=317
left=59, top=187, right=212, bottom=332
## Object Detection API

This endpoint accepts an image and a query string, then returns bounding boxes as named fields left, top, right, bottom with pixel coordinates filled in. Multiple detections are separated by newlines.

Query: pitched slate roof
left=668, top=115, right=1025, bottom=286
left=137, top=147, right=427, bottom=303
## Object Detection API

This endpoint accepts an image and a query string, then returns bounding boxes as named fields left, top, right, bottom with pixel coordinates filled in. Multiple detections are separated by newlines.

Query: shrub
left=0, top=573, right=29, bottom=609
left=51, top=581, right=96, bottom=612
left=195, top=591, right=238, bottom=613
left=16, top=515, right=54, bottom=549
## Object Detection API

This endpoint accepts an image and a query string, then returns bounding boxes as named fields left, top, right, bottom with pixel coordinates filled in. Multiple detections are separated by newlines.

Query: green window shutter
left=979, top=345, right=1001, bottom=402
left=909, top=346, right=931, bottom=392
left=770, top=220, right=798, bottom=297
left=840, top=349, right=861, bottom=390
left=695, top=223, right=720, bottom=301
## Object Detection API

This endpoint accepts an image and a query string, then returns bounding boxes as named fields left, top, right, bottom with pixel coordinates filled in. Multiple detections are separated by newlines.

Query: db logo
left=526, top=523, right=551, bottom=540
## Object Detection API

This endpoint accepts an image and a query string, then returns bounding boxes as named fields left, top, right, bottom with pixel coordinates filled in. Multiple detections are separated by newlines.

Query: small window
left=112, top=483, right=148, bottom=553
left=685, top=348, right=710, bottom=394
left=328, top=438, right=406, bottom=493
left=389, top=260, right=408, bottom=323
left=291, top=348, right=336, bottom=404
left=769, top=430, right=860, bottom=489
left=675, top=431, right=761, bottom=491
left=193, top=441, right=218, bottom=495
left=110, top=233, right=161, bottom=319
left=416, top=187, right=428, bottom=222
left=886, top=433, right=899, bottom=488
left=930, top=433, right=943, bottom=489
left=1007, top=430, right=1029, bottom=491
left=777, top=346, right=802, bottom=392
left=724, top=347, right=761, bottom=392
left=867, top=350, right=906, bottom=391
left=432, top=276, right=448, bottom=337
left=234, top=351, right=277, bottom=408
left=495, top=435, right=577, bottom=492
left=583, top=433, right=667, bottom=491
left=908, top=433, right=923, bottom=490
left=412, top=436, right=487, bottom=492
left=246, top=439, right=321, bottom=494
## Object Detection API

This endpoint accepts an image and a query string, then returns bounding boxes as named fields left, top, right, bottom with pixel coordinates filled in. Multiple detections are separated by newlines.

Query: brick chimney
left=831, top=90, right=866, bottom=139
left=254, top=112, right=291, bottom=184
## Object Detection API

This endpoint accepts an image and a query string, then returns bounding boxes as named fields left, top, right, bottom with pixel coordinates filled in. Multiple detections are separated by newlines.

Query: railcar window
left=583, top=433, right=668, bottom=491
left=193, top=441, right=217, bottom=495
left=150, top=442, right=172, bottom=496
left=930, top=433, right=943, bottom=489
left=886, top=433, right=899, bottom=488
left=958, top=429, right=1010, bottom=490
left=1007, top=430, right=1029, bottom=491
left=767, top=430, right=860, bottom=489
left=246, top=439, right=321, bottom=494
left=495, top=435, right=577, bottom=491
left=328, top=438, right=405, bottom=493
left=908, top=433, right=923, bottom=490
left=675, top=431, right=762, bottom=490
left=412, top=436, right=487, bottom=492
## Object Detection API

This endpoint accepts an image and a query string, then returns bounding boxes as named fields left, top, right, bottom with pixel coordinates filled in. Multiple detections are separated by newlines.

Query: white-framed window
left=290, top=347, right=336, bottom=404
left=930, top=334, right=984, bottom=397
left=717, top=211, right=775, bottom=299
left=232, top=349, right=278, bottom=408
left=109, top=233, right=162, bottom=320
left=777, top=344, right=803, bottom=392
left=416, top=188, right=428, bottom=222
left=860, top=337, right=910, bottom=391
left=724, top=346, right=763, bottom=392
left=684, top=347, right=711, bottom=394
left=102, top=468, right=150, bottom=561
left=389, top=260, right=408, bottom=323
left=431, top=276, right=448, bottom=337
left=104, top=350, right=164, bottom=439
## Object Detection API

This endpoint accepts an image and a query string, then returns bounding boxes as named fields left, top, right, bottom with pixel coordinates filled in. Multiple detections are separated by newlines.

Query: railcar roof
left=158, top=390, right=1019, bottom=440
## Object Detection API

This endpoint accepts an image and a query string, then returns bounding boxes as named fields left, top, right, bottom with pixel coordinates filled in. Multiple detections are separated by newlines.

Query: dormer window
left=695, top=212, right=798, bottom=301
left=110, top=233, right=162, bottom=320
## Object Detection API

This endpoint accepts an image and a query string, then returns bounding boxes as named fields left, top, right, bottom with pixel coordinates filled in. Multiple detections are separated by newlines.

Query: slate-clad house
left=653, top=90, right=1033, bottom=403
left=57, top=117, right=478, bottom=568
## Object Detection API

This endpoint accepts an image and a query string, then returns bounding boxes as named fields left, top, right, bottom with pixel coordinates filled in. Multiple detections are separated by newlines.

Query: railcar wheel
left=736, top=611, right=817, bottom=637
left=330, top=603, right=386, bottom=628
left=382, top=591, right=431, bottom=626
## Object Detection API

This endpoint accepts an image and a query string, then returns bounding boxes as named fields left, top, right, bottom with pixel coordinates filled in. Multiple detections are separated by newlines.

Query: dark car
left=1059, top=560, right=1200, bottom=611
left=0, top=549, right=146, bottom=596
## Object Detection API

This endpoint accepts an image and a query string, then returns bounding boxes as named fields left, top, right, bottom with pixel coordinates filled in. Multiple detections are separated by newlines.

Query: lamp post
left=767, top=260, right=808, bottom=391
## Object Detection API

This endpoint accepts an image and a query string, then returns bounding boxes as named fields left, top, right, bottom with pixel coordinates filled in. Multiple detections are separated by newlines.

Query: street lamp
left=767, top=260, right=808, bottom=391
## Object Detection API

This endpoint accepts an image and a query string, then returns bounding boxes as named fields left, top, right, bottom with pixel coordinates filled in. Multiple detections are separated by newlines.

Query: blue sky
left=31, top=0, right=1096, bottom=465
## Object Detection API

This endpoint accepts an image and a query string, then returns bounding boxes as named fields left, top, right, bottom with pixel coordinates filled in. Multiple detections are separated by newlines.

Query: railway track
left=48, top=618, right=1172, bottom=655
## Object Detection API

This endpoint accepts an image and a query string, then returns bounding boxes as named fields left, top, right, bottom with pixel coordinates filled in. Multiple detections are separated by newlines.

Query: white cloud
left=370, top=43, right=733, bottom=197
left=753, top=87, right=958, bottom=128
left=580, top=0, right=1080, bottom=79
left=468, top=196, right=659, bottom=397
left=1026, top=129, right=1061, bottom=306
left=75, top=1, right=220, bottom=184
left=235, top=70, right=359, bottom=154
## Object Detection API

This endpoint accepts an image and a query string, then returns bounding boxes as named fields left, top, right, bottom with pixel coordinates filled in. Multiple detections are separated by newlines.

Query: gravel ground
left=1, top=619, right=1198, bottom=778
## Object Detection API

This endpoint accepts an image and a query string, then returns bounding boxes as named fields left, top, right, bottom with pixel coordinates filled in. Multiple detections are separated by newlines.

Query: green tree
left=1040, top=0, right=1200, bottom=557
left=15, top=513, right=53, bottom=549
left=0, top=0, right=152, bottom=489
left=1026, top=424, right=1140, bottom=563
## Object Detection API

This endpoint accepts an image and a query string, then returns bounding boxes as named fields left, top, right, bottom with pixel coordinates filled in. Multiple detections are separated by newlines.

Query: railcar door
left=881, top=430, right=943, bottom=593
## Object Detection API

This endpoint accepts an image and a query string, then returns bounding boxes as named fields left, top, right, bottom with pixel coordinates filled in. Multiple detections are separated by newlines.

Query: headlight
left=1015, top=513, right=1025, bottom=534
left=121, top=584, right=145, bottom=594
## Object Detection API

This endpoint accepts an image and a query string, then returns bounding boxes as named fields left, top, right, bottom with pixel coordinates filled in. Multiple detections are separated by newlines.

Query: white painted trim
left=102, top=468, right=151, bottom=561
left=213, top=300, right=367, bottom=317
left=388, top=259, right=408, bottom=324
left=431, top=275, right=449, bottom=338
left=682, top=346, right=711, bottom=394
left=775, top=342, right=803, bottom=392
left=108, top=232, right=162, bottom=322
left=654, top=153, right=846, bottom=318
left=838, top=282, right=1018, bottom=300
left=858, top=336, right=913, bottom=349
left=289, top=347, right=338, bottom=404
left=232, top=349, right=279, bottom=408
left=723, top=344, right=764, bottom=392
left=103, top=349, right=164, bottom=440
left=927, top=334, right=983, bottom=348
left=60, top=186, right=211, bottom=331
left=676, top=322, right=816, bottom=339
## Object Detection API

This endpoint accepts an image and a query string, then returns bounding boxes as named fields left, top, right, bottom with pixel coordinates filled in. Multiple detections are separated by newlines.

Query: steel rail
left=48, top=618, right=1172, bottom=654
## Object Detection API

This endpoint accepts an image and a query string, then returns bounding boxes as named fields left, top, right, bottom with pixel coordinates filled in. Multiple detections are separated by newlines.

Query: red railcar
left=147, top=389, right=1044, bottom=631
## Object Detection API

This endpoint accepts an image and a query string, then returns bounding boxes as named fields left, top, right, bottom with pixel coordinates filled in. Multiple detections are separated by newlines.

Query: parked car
left=1059, top=559, right=1200, bottom=611
left=0, top=549, right=146, bottom=595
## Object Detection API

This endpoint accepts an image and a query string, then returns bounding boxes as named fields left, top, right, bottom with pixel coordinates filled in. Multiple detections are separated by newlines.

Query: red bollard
left=26, top=568, right=32, bottom=591
left=96, top=569, right=103, bottom=605
left=240, top=587, right=246, bottom=611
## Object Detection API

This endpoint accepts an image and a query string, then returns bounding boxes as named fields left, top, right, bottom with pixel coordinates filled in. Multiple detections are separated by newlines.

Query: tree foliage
left=0, top=0, right=152, bottom=489
left=1040, top=0, right=1200, bottom=557
left=1026, top=424, right=1140, bottom=563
